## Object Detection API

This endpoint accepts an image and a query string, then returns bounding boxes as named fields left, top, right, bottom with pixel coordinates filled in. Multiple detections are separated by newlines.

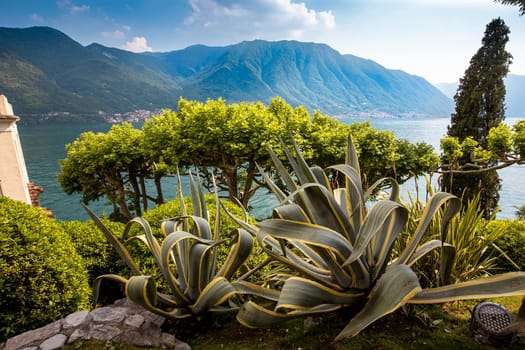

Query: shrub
left=0, top=197, right=91, bottom=341
left=85, top=172, right=268, bottom=319
left=62, top=219, right=127, bottom=282
left=487, top=219, right=525, bottom=272
left=62, top=219, right=127, bottom=304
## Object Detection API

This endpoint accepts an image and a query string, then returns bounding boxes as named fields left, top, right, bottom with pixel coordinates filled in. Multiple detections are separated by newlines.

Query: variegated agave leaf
left=86, top=170, right=256, bottom=318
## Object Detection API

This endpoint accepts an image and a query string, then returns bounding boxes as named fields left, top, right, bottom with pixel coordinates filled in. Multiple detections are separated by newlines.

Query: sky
left=2, top=0, right=525, bottom=84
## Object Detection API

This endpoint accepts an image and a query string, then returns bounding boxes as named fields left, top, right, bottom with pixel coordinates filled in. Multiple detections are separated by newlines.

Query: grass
left=62, top=297, right=524, bottom=350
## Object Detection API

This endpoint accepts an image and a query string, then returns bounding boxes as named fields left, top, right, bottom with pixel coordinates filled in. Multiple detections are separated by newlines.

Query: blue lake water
left=17, top=116, right=525, bottom=221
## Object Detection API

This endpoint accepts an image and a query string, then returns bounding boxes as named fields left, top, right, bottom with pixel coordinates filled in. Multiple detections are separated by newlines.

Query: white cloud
left=101, top=30, right=125, bottom=39
left=70, top=4, right=90, bottom=14
left=122, top=25, right=131, bottom=32
left=122, top=37, right=153, bottom=52
left=30, top=13, right=44, bottom=23
left=183, top=0, right=335, bottom=42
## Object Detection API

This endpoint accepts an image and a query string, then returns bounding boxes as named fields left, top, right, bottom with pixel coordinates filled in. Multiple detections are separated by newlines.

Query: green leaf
left=409, top=272, right=525, bottom=304
left=216, top=229, right=253, bottom=280
left=334, top=264, right=422, bottom=341
left=237, top=301, right=343, bottom=328
left=397, top=192, right=460, bottom=265
left=275, top=277, right=365, bottom=310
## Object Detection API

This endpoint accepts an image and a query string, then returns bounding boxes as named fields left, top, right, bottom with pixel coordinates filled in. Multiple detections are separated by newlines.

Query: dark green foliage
left=495, top=0, right=525, bottom=15
left=62, top=219, right=128, bottom=304
left=442, top=18, right=512, bottom=216
left=0, top=197, right=91, bottom=341
left=488, top=219, right=525, bottom=272
left=62, top=219, right=127, bottom=281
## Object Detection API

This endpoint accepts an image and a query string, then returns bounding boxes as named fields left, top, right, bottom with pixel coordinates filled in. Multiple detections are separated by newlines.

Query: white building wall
left=0, top=95, right=31, bottom=204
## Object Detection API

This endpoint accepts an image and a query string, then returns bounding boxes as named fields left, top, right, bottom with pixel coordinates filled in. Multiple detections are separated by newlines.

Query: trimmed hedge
left=487, top=219, right=525, bottom=272
left=0, top=197, right=91, bottom=341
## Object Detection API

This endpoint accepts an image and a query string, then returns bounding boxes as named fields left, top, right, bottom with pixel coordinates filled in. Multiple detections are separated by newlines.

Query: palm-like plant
left=84, top=172, right=270, bottom=319
left=233, top=136, right=525, bottom=342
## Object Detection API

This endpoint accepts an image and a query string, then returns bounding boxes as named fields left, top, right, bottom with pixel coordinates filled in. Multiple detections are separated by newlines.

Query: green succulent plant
left=84, top=171, right=271, bottom=318
left=231, top=136, right=525, bottom=342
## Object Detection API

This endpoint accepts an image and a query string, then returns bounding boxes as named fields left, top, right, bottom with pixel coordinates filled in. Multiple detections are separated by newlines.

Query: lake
left=17, top=116, right=525, bottom=221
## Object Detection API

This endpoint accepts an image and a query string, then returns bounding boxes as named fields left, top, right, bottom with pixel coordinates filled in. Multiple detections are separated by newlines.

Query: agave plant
left=84, top=171, right=271, bottom=319
left=232, top=136, right=525, bottom=342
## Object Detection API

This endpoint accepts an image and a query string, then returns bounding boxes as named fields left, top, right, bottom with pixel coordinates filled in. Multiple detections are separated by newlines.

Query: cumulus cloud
left=30, top=13, right=44, bottom=23
left=183, top=0, right=335, bottom=41
left=122, top=37, right=153, bottom=52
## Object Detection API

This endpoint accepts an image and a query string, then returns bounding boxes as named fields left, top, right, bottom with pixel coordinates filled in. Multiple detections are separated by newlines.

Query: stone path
left=0, top=299, right=191, bottom=350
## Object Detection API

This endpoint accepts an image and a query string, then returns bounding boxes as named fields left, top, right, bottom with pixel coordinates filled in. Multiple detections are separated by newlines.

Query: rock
left=39, top=334, right=67, bottom=350
left=63, top=311, right=90, bottom=329
left=1, top=299, right=191, bottom=350
left=4, top=321, right=62, bottom=350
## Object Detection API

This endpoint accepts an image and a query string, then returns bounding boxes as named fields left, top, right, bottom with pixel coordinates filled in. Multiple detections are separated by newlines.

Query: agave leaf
left=216, top=229, right=253, bottom=280
left=232, top=280, right=281, bottom=301
left=257, top=219, right=363, bottom=288
left=310, top=165, right=331, bottom=188
left=220, top=200, right=258, bottom=236
left=342, top=200, right=407, bottom=268
left=266, top=144, right=298, bottom=194
left=92, top=274, right=129, bottom=306
left=326, top=164, right=364, bottom=235
left=237, top=301, right=343, bottom=328
left=82, top=203, right=142, bottom=276
left=176, top=167, right=190, bottom=231
left=160, top=231, right=214, bottom=304
left=257, top=219, right=352, bottom=258
left=123, top=217, right=162, bottom=266
left=362, top=177, right=398, bottom=202
left=408, top=272, right=525, bottom=304
left=287, top=183, right=355, bottom=239
left=125, top=275, right=192, bottom=319
left=255, top=162, right=288, bottom=203
left=189, top=277, right=238, bottom=315
left=397, top=192, right=460, bottom=265
left=257, top=235, right=340, bottom=290
left=284, top=135, right=318, bottom=185
left=405, top=240, right=455, bottom=267
left=345, top=135, right=360, bottom=175
left=334, top=264, right=422, bottom=342
left=187, top=242, right=212, bottom=300
left=275, top=277, right=365, bottom=310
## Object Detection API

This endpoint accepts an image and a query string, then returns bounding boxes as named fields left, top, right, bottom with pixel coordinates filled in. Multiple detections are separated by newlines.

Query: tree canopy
left=495, top=0, right=525, bottom=15
left=440, top=18, right=513, bottom=216
left=59, top=97, right=438, bottom=220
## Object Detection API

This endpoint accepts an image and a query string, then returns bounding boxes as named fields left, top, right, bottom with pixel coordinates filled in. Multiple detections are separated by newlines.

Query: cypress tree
left=441, top=18, right=512, bottom=216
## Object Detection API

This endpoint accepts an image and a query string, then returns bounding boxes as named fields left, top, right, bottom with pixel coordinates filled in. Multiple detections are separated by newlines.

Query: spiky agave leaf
left=334, top=264, right=422, bottom=341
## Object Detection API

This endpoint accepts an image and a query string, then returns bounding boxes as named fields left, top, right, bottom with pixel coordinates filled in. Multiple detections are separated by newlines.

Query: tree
left=59, top=97, right=438, bottom=218
left=441, top=18, right=512, bottom=216
left=495, top=0, right=525, bottom=15
left=58, top=123, right=156, bottom=221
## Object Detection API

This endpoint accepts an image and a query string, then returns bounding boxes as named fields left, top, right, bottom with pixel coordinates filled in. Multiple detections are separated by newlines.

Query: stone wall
left=0, top=299, right=190, bottom=350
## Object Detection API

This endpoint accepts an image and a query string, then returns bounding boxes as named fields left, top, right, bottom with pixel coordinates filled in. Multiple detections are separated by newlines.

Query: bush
left=62, top=219, right=127, bottom=304
left=0, top=197, right=91, bottom=341
left=487, top=219, right=525, bottom=272
left=62, top=219, right=127, bottom=282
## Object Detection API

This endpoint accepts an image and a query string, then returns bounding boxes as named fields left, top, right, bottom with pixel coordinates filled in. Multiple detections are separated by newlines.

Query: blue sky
left=2, top=0, right=525, bottom=83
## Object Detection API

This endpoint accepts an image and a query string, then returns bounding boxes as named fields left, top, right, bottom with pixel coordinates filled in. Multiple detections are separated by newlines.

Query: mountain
left=0, top=26, right=453, bottom=120
left=435, top=74, right=525, bottom=118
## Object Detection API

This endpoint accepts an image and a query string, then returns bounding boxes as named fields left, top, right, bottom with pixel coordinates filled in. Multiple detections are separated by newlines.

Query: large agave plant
left=84, top=171, right=269, bottom=318
left=233, top=136, right=525, bottom=341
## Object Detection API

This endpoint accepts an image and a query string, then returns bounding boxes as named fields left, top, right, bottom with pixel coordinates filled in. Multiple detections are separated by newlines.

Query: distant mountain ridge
left=0, top=26, right=454, bottom=120
left=435, top=75, right=525, bottom=118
